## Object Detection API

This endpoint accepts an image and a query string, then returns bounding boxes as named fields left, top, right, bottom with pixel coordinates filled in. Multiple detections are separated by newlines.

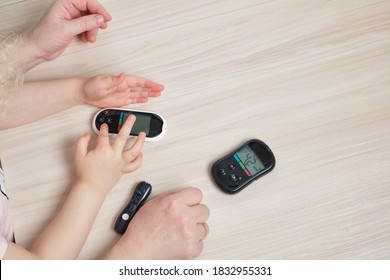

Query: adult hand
left=81, top=73, right=164, bottom=108
left=29, top=0, right=112, bottom=61
left=106, top=188, right=210, bottom=259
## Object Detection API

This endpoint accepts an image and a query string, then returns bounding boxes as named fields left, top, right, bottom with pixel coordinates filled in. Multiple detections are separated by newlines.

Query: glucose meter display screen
left=235, top=145, right=265, bottom=176
left=121, top=112, right=152, bottom=135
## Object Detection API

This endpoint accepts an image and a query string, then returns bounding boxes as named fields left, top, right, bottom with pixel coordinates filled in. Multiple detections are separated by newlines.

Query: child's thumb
left=75, top=133, right=91, bottom=161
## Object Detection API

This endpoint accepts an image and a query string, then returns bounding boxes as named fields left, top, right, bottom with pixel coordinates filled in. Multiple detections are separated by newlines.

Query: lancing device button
left=122, top=213, right=130, bottom=221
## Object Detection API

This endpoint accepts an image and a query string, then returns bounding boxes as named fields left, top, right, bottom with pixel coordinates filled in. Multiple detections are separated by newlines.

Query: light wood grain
left=1, top=0, right=389, bottom=259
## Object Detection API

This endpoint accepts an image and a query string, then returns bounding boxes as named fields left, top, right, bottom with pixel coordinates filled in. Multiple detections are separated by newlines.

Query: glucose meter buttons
left=229, top=174, right=238, bottom=182
left=228, top=164, right=236, bottom=170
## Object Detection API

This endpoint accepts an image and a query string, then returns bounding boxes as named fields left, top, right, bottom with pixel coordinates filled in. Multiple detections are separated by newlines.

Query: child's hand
left=74, top=114, right=145, bottom=196
left=81, top=73, right=164, bottom=108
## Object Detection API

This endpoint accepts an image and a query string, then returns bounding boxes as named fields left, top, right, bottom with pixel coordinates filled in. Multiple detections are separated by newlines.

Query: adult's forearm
left=0, top=32, right=44, bottom=76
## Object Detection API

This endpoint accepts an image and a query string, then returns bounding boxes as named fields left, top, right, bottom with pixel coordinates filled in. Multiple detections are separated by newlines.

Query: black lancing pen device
left=114, top=181, right=152, bottom=234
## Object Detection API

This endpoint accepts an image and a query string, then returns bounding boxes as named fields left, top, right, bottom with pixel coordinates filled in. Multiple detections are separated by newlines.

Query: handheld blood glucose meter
left=211, top=139, right=275, bottom=194
left=93, top=108, right=167, bottom=142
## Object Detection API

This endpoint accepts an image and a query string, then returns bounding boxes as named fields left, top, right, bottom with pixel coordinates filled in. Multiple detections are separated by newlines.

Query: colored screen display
left=119, top=112, right=152, bottom=135
left=235, top=145, right=265, bottom=176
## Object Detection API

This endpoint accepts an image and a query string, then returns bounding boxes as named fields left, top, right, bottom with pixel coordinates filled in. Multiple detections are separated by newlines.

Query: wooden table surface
left=0, top=0, right=389, bottom=259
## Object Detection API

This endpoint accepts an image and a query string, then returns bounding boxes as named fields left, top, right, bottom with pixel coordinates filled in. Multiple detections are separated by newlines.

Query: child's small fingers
left=113, top=115, right=136, bottom=151
left=125, top=76, right=164, bottom=91
left=75, top=133, right=91, bottom=160
left=96, top=123, right=110, bottom=147
left=122, top=152, right=143, bottom=173
left=125, top=87, right=163, bottom=93
left=122, top=132, right=146, bottom=162
left=144, top=80, right=165, bottom=91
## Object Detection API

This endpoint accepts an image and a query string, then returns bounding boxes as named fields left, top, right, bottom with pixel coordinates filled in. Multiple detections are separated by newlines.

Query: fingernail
left=96, top=15, right=104, bottom=25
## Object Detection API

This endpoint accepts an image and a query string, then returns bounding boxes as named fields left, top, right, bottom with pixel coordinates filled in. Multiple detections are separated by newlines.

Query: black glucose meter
left=211, top=139, right=276, bottom=194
